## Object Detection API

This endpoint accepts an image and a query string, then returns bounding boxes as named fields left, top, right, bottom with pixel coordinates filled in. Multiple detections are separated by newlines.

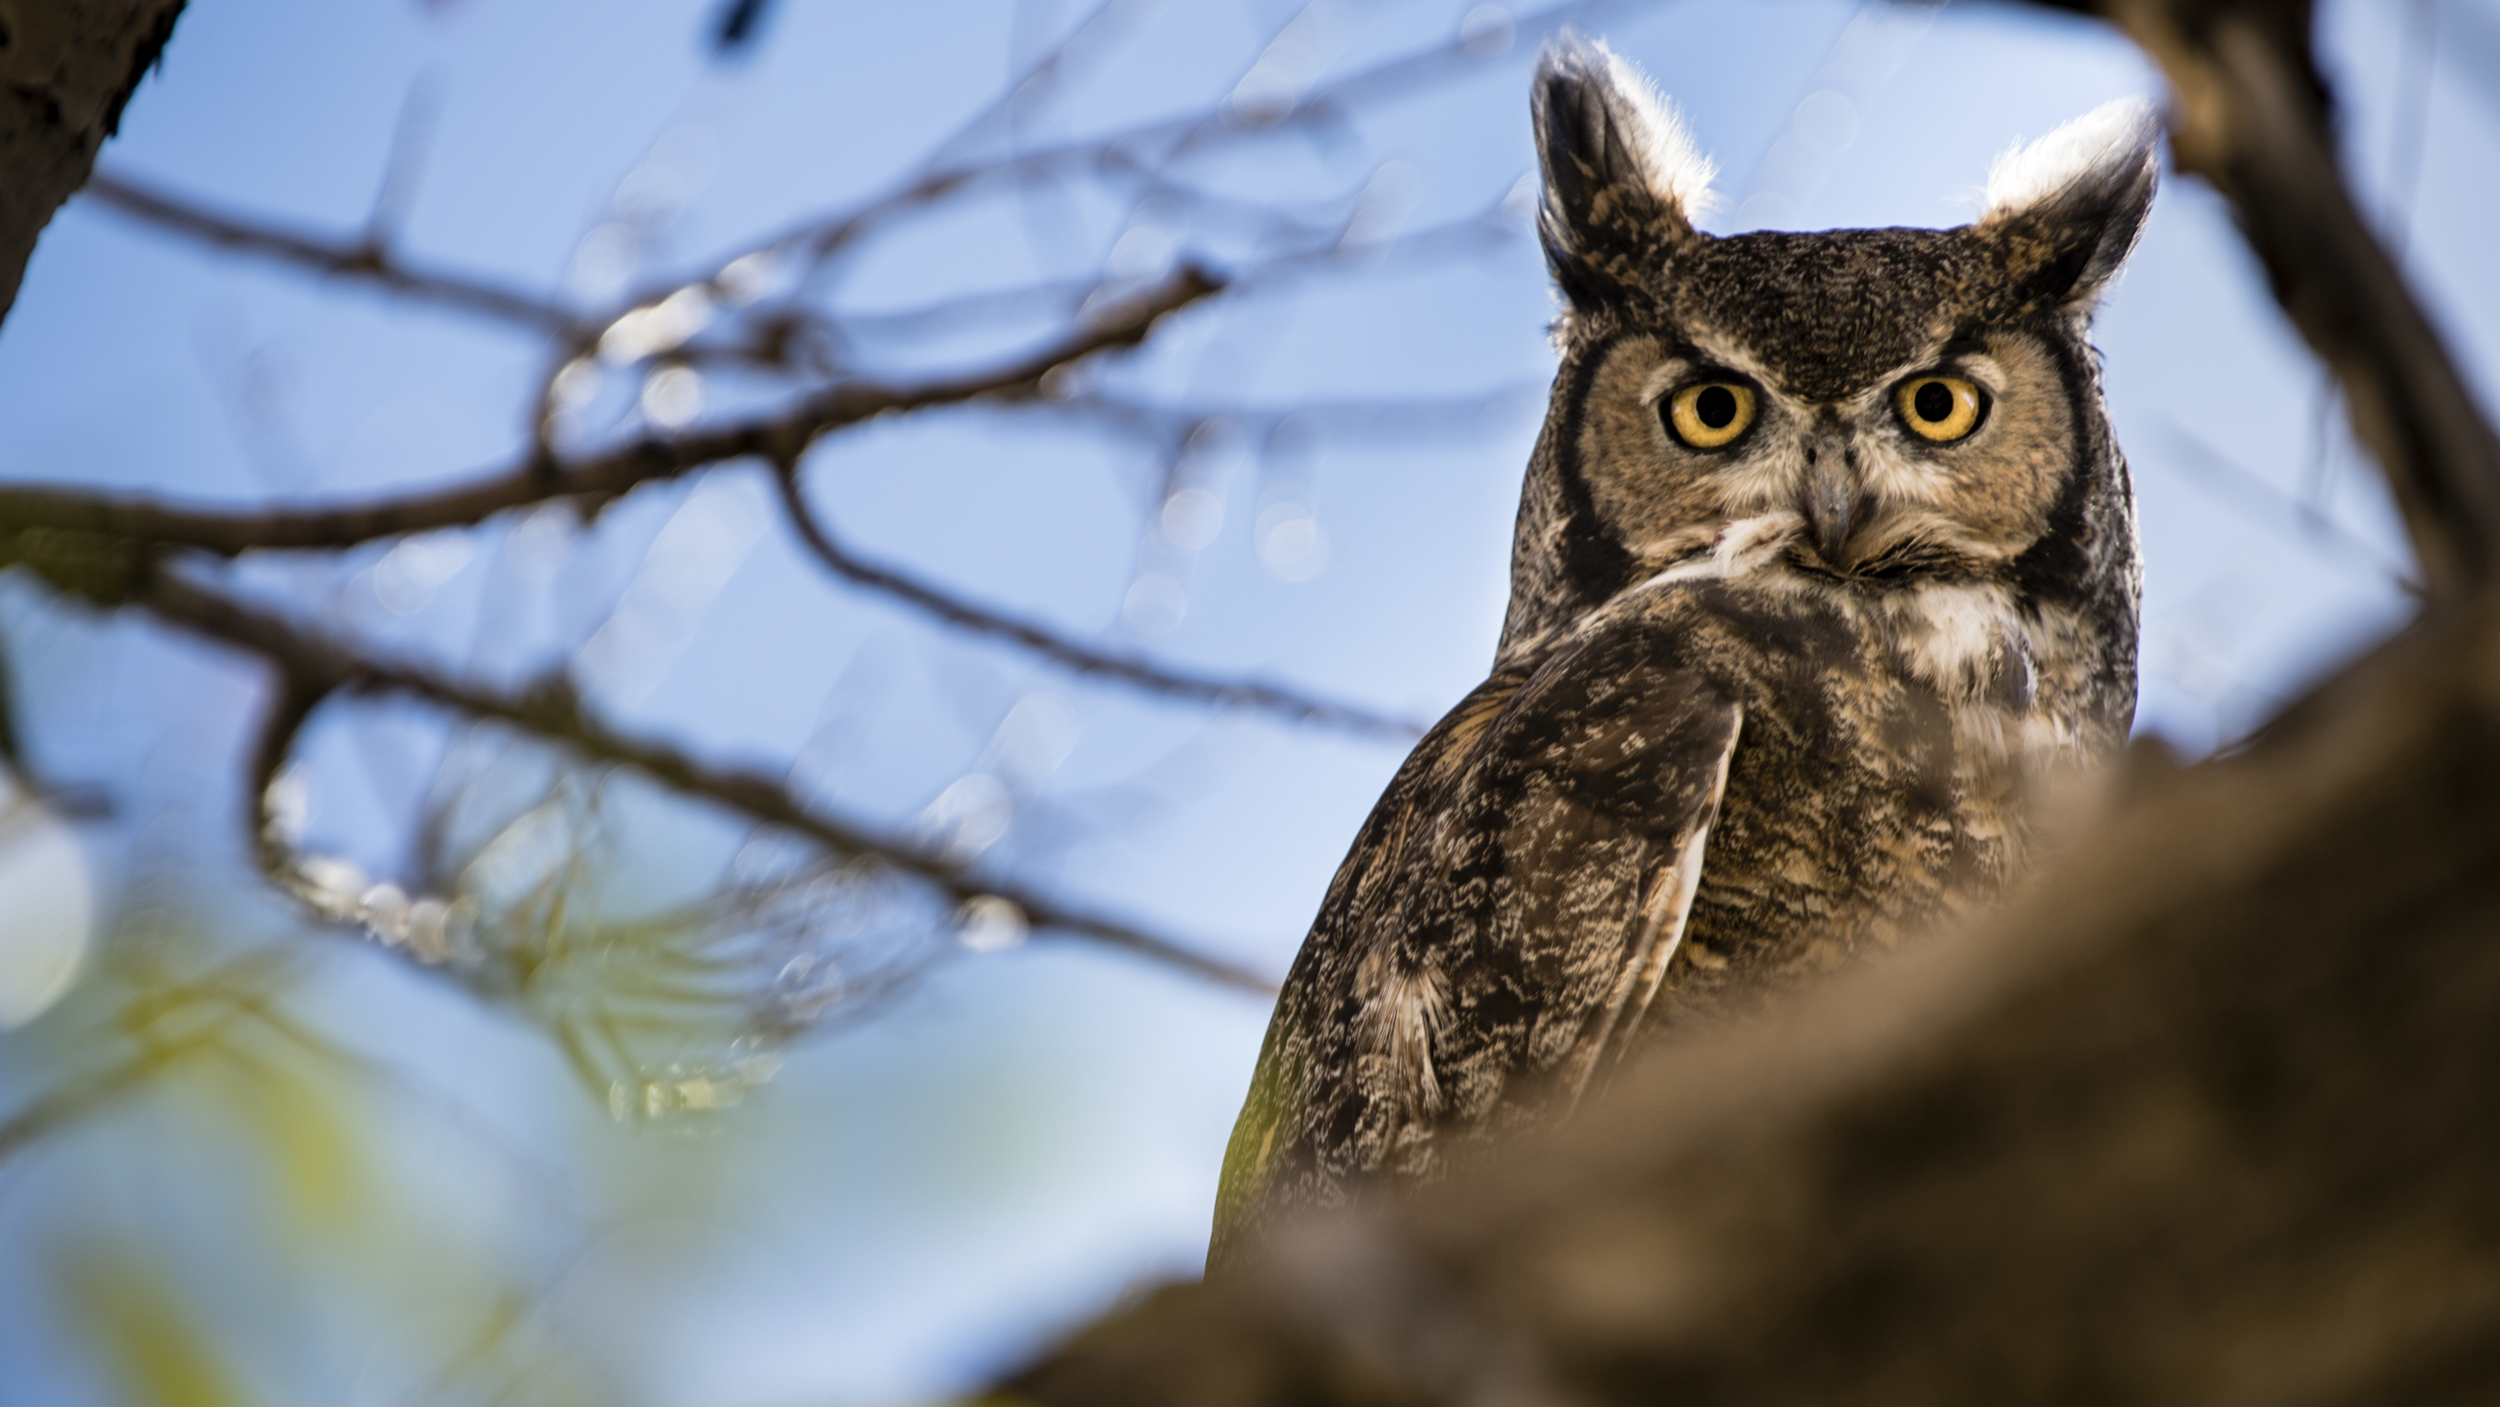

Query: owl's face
left=1570, top=245, right=2092, bottom=582
left=1501, top=39, right=2158, bottom=699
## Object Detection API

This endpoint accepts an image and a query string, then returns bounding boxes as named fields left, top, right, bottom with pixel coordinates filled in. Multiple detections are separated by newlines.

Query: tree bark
left=0, top=0, right=186, bottom=325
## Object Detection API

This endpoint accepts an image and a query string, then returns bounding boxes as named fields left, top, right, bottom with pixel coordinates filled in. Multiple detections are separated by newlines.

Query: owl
left=1207, top=37, right=2158, bottom=1270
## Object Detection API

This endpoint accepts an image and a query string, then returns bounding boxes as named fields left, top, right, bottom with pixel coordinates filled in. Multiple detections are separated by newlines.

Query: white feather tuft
left=1587, top=39, right=1720, bottom=221
left=1983, top=96, right=2156, bottom=220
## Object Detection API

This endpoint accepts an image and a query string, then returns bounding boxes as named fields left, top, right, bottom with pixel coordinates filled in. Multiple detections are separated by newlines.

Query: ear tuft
left=1533, top=34, right=1715, bottom=312
left=1979, top=97, right=2161, bottom=311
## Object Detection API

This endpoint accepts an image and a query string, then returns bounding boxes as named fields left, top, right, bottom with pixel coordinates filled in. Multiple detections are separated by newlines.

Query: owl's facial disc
left=1577, top=329, right=2078, bottom=583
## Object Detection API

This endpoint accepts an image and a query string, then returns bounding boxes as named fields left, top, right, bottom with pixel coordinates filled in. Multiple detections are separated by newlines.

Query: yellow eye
left=1665, top=381, right=1757, bottom=449
left=1895, top=376, right=1985, bottom=442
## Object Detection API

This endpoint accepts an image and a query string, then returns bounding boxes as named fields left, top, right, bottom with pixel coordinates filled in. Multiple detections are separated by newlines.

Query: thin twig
left=772, top=459, right=1424, bottom=738
left=131, top=569, right=1277, bottom=995
left=747, top=0, right=1612, bottom=277
left=84, top=171, right=588, bottom=339
left=2158, top=422, right=2420, bottom=591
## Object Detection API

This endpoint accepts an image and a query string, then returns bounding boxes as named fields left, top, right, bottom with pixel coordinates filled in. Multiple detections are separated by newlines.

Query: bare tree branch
left=84, top=169, right=588, bottom=337
left=772, top=460, right=1425, bottom=739
left=996, top=5, right=2500, bottom=1397
left=0, top=265, right=1429, bottom=740
left=1008, top=592, right=2500, bottom=1405
left=749, top=0, right=1615, bottom=278
left=0, top=951, right=296, bottom=1169
left=120, top=567, right=1276, bottom=995
left=2071, top=0, right=2500, bottom=602
left=0, top=262, right=1221, bottom=550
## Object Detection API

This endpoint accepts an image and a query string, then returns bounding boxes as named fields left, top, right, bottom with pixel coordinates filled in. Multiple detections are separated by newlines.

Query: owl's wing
left=1211, top=622, right=1742, bottom=1266
left=1400, top=631, right=1743, bottom=1127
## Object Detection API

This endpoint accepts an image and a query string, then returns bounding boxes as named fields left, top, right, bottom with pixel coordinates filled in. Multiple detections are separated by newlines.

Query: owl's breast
left=1630, top=577, right=2041, bottom=1021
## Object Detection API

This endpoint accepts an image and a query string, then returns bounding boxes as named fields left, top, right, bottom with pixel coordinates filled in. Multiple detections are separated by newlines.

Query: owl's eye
left=1664, top=381, right=1758, bottom=450
left=1895, top=376, right=1985, bottom=443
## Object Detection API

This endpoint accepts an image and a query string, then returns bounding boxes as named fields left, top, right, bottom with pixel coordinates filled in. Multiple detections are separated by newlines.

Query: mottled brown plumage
left=1210, top=37, right=2159, bottom=1268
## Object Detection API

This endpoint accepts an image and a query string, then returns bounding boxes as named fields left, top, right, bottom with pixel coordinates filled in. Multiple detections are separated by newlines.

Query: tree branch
left=1011, top=588, right=2500, bottom=1404
left=84, top=170, right=588, bottom=337
left=0, top=265, right=1427, bottom=741
left=772, top=460, right=1425, bottom=740
left=2083, top=0, right=2500, bottom=602
left=126, top=567, right=1276, bottom=996
left=0, top=264, right=1219, bottom=550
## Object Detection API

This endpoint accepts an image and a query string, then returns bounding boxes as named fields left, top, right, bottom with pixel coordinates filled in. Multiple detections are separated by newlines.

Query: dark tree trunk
left=0, top=0, right=186, bottom=325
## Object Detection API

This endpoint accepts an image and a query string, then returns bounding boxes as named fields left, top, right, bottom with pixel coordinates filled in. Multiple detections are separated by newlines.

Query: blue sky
left=0, top=1, right=2483, bottom=1403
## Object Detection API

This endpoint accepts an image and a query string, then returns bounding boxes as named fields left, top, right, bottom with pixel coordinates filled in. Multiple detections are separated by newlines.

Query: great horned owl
left=1208, top=38, right=2158, bottom=1269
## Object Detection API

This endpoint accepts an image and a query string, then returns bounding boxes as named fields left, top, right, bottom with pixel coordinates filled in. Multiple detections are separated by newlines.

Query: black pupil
left=1913, top=381, right=1955, bottom=424
left=1695, top=385, right=1737, bottom=429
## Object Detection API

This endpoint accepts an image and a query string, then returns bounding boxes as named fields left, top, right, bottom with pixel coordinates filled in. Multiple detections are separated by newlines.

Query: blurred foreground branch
left=2080, top=0, right=2500, bottom=601
left=0, top=0, right=1544, bottom=1179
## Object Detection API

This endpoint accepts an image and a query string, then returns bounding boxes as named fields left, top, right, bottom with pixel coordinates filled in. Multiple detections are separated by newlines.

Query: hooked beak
left=1802, top=438, right=1860, bottom=570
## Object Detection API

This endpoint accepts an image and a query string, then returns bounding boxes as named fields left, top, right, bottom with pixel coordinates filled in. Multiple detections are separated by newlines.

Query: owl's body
left=1210, top=41, right=2158, bottom=1267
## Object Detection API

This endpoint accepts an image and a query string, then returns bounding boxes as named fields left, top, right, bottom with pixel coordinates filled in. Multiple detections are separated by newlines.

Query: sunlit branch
left=131, top=569, right=1277, bottom=996
left=771, top=460, right=1425, bottom=739
left=84, top=171, right=588, bottom=338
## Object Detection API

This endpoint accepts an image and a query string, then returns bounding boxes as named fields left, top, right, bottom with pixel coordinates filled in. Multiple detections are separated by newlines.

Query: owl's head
left=1502, top=37, right=2159, bottom=691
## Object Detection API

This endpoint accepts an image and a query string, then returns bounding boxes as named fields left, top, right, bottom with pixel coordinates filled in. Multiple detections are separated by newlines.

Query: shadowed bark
left=0, top=0, right=185, bottom=324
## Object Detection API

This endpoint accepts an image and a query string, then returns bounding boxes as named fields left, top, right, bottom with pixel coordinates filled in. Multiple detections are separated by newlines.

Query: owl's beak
left=1801, top=441, right=1860, bottom=569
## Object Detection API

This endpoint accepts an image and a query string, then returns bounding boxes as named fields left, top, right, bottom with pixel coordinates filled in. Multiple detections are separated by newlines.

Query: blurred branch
left=999, top=4, right=2500, bottom=1395
left=121, top=568, right=1276, bottom=995
left=2157, top=421, right=2420, bottom=591
left=756, top=0, right=1607, bottom=275
left=774, top=462, right=1425, bottom=739
left=1059, top=383, right=1543, bottom=448
left=0, top=264, right=1218, bottom=547
left=84, top=170, right=589, bottom=337
left=0, top=264, right=1428, bottom=740
left=0, top=1036, right=207, bottom=1166
left=2066, top=0, right=2500, bottom=602
left=1010, top=591, right=2500, bottom=1404
left=920, top=0, right=1131, bottom=172
left=711, top=0, right=774, bottom=56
